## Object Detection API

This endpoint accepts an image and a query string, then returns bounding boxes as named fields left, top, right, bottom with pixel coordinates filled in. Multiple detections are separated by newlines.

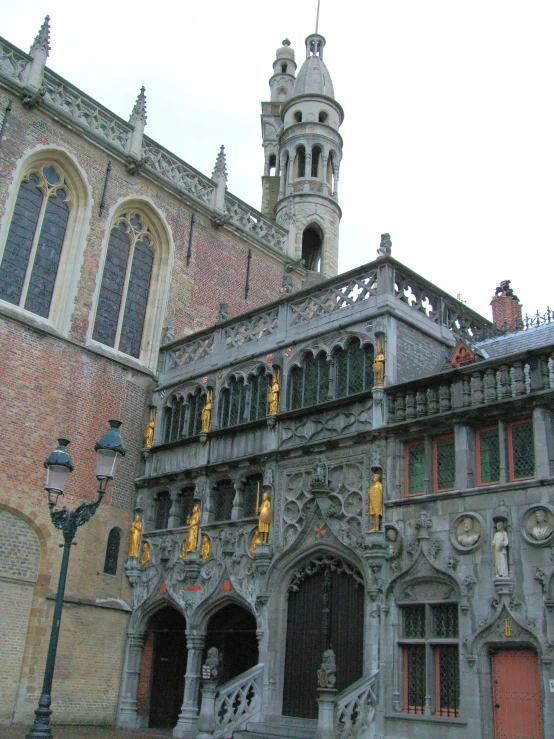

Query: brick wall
left=396, top=321, right=451, bottom=383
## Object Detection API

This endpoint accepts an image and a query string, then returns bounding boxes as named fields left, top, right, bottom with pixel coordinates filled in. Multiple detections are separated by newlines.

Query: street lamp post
left=26, top=420, right=126, bottom=739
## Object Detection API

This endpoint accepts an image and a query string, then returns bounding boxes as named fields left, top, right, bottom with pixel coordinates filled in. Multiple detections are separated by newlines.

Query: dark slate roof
left=475, top=322, right=554, bottom=358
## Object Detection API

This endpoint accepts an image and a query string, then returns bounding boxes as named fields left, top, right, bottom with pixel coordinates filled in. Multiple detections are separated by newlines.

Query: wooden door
left=491, top=649, right=544, bottom=739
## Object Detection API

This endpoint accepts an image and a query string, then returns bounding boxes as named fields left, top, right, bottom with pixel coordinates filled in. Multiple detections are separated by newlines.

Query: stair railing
left=198, top=663, right=264, bottom=739
left=334, top=670, right=379, bottom=739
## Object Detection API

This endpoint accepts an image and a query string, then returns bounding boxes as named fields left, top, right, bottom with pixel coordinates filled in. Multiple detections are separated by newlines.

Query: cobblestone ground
left=0, top=727, right=172, bottom=738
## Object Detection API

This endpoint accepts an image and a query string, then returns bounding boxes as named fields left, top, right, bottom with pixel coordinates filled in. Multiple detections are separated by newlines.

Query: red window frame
left=434, top=646, right=459, bottom=717
left=404, top=440, right=425, bottom=497
left=432, top=434, right=455, bottom=493
left=507, top=418, right=534, bottom=482
left=476, top=425, right=500, bottom=486
left=403, top=646, right=425, bottom=714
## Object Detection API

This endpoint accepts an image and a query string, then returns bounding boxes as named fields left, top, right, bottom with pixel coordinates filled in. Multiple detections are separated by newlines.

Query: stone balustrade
left=197, top=663, right=264, bottom=738
left=334, top=671, right=379, bottom=739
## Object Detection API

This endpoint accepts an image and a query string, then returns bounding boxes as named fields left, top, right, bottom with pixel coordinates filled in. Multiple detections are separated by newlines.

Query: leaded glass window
left=434, top=435, right=455, bottom=491
left=163, top=397, right=184, bottom=443
left=289, top=353, right=330, bottom=410
left=0, top=165, right=71, bottom=318
left=155, top=491, right=171, bottom=530
left=400, top=603, right=459, bottom=717
left=406, top=442, right=425, bottom=495
left=509, top=419, right=534, bottom=480
left=249, top=372, right=269, bottom=421
left=243, top=476, right=262, bottom=517
left=334, top=341, right=374, bottom=398
left=93, top=212, right=154, bottom=359
left=103, top=527, right=121, bottom=575
left=477, top=426, right=500, bottom=485
left=179, top=486, right=195, bottom=526
left=220, top=377, right=247, bottom=428
left=213, top=480, right=235, bottom=522
left=186, top=389, right=205, bottom=437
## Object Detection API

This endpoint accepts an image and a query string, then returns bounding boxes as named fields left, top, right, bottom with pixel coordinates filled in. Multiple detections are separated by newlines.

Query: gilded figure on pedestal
left=140, top=541, right=151, bottom=567
left=372, top=340, right=385, bottom=387
left=368, top=471, right=383, bottom=532
left=143, top=407, right=156, bottom=449
left=128, top=513, right=142, bottom=558
left=200, top=390, right=213, bottom=433
left=181, top=503, right=201, bottom=557
left=268, top=370, right=280, bottom=415
left=201, top=534, right=211, bottom=562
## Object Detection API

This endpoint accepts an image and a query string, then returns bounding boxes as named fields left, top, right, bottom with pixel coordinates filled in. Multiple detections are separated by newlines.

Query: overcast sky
left=3, top=1, right=553, bottom=320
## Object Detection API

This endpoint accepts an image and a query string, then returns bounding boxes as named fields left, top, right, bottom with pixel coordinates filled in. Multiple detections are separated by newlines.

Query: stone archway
left=282, top=553, right=364, bottom=719
left=204, top=603, right=258, bottom=686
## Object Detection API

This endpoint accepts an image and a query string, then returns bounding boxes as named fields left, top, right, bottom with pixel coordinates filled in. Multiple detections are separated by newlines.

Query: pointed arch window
left=93, top=211, right=154, bottom=358
left=220, top=376, right=247, bottom=428
left=186, top=388, right=206, bottom=437
left=289, top=353, right=330, bottom=410
left=103, top=527, right=121, bottom=576
left=249, top=370, right=270, bottom=421
left=334, top=341, right=374, bottom=398
left=0, top=165, right=71, bottom=318
left=163, top=396, right=185, bottom=443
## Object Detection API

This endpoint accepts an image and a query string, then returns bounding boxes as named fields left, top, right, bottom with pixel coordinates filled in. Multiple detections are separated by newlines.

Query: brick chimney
left=490, top=280, right=523, bottom=331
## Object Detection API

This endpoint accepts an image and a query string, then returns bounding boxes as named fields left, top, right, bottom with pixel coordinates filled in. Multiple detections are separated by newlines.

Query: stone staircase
left=233, top=715, right=317, bottom=739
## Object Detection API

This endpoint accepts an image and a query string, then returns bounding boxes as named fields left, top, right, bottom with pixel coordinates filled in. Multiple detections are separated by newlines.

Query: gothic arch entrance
left=282, top=555, right=364, bottom=718
left=205, top=603, right=258, bottom=685
left=146, top=606, right=187, bottom=729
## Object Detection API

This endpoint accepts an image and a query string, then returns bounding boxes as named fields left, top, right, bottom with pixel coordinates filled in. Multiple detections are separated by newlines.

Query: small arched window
left=281, top=63, right=288, bottom=73
left=302, top=226, right=323, bottom=272
left=220, top=376, right=247, bottom=428
left=103, top=527, right=121, bottom=575
left=295, top=146, right=306, bottom=179
left=268, top=154, right=277, bottom=176
left=154, top=491, right=171, bottom=530
left=334, top=341, right=375, bottom=398
left=92, top=211, right=155, bottom=358
left=249, top=370, right=270, bottom=421
left=0, top=164, right=71, bottom=318
left=294, top=111, right=303, bottom=123
left=289, top=353, right=330, bottom=410
left=311, top=146, right=322, bottom=178
left=319, top=111, right=328, bottom=123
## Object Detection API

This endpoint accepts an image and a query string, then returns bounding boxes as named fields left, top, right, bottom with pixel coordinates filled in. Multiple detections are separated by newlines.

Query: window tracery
left=334, top=340, right=374, bottom=398
left=0, top=164, right=71, bottom=318
left=92, top=211, right=155, bottom=358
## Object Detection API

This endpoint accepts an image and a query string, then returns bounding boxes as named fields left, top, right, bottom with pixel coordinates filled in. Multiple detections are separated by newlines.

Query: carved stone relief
left=521, top=504, right=554, bottom=547
left=280, top=404, right=372, bottom=448
left=450, top=513, right=485, bottom=553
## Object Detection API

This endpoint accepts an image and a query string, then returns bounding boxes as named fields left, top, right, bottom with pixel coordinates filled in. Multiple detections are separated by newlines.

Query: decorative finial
left=212, top=145, right=228, bottom=183
left=282, top=38, right=291, bottom=47
left=30, top=15, right=51, bottom=57
left=129, top=86, right=147, bottom=125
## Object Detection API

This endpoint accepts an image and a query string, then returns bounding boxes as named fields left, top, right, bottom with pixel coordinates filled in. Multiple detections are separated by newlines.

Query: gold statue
left=143, top=407, right=156, bottom=448
left=268, top=370, right=280, bottom=415
left=181, top=503, right=201, bottom=557
left=128, top=513, right=142, bottom=558
left=368, top=471, right=383, bottom=532
left=200, top=390, right=213, bottom=433
left=372, top=341, right=385, bottom=387
left=250, top=529, right=263, bottom=557
left=256, top=486, right=273, bottom=544
left=201, top=534, right=211, bottom=563
left=140, top=541, right=151, bottom=567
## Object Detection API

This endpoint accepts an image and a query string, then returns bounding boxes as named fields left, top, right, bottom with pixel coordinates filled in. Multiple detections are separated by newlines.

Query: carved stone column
left=196, top=679, right=218, bottom=738
left=232, top=478, right=246, bottom=521
left=117, top=632, right=146, bottom=728
left=315, top=688, right=337, bottom=739
left=173, top=632, right=206, bottom=738
left=168, top=488, right=182, bottom=529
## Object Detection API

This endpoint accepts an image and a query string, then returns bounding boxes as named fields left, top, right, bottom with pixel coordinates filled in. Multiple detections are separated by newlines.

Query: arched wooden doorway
left=146, top=606, right=187, bottom=728
left=283, top=555, right=364, bottom=718
left=205, top=603, right=258, bottom=685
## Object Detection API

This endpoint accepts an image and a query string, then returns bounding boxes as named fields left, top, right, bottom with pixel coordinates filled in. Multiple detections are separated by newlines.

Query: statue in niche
left=528, top=508, right=554, bottom=541
left=256, top=493, right=273, bottom=545
left=139, top=541, right=151, bottom=567
left=268, top=370, right=280, bottom=415
left=372, top=341, right=385, bottom=387
left=200, top=390, right=213, bottom=433
left=457, top=517, right=481, bottom=548
left=202, top=647, right=220, bottom=680
left=201, top=534, right=211, bottom=562
left=143, top=408, right=156, bottom=449
left=181, top=503, right=201, bottom=557
left=368, top=471, right=383, bottom=532
left=317, top=649, right=337, bottom=688
left=128, top=513, right=142, bottom=558
left=312, top=458, right=327, bottom=487
left=492, top=521, right=509, bottom=577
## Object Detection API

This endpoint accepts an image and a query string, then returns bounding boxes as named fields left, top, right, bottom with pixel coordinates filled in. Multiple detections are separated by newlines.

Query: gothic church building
left=0, top=17, right=553, bottom=739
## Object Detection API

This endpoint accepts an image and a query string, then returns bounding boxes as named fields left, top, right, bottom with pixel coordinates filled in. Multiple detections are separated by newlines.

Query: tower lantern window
left=294, top=111, right=302, bottom=123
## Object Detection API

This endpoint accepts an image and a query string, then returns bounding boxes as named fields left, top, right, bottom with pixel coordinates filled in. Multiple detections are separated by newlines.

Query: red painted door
left=491, top=649, right=544, bottom=739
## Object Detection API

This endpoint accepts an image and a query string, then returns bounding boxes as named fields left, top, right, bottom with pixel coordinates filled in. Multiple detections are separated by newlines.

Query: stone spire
left=129, top=86, right=147, bottom=126
left=30, top=16, right=50, bottom=58
left=212, top=145, right=228, bottom=183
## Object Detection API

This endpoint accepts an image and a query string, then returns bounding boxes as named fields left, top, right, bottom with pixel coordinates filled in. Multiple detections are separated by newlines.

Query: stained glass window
left=213, top=480, right=235, bottom=522
left=334, top=341, right=374, bottom=399
left=0, top=165, right=70, bottom=318
left=478, top=426, right=500, bottom=485
left=92, top=212, right=154, bottom=359
left=435, top=435, right=455, bottom=491
left=186, top=389, right=205, bottom=437
left=289, top=353, right=330, bottom=410
left=509, top=419, right=534, bottom=480
left=103, top=527, right=121, bottom=575
left=406, top=442, right=425, bottom=495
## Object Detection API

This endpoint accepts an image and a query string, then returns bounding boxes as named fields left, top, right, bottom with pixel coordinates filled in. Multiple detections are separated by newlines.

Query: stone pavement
left=0, top=727, right=172, bottom=739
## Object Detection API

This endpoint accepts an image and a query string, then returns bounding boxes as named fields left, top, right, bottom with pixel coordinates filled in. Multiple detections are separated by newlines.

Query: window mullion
left=19, top=187, right=49, bottom=308
left=114, top=237, right=136, bottom=349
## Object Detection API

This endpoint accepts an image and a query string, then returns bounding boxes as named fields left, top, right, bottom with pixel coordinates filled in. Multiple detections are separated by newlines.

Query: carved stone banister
left=206, top=663, right=264, bottom=738
left=334, top=670, right=379, bottom=739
